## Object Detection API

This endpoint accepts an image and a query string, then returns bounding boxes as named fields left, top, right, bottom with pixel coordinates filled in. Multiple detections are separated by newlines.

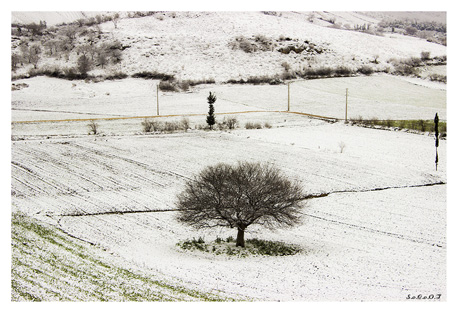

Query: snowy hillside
left=11, top=11, right=447, bottom=81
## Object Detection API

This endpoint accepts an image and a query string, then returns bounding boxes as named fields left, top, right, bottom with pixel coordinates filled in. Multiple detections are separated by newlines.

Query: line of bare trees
left=11, top=14, right=124, bottom=75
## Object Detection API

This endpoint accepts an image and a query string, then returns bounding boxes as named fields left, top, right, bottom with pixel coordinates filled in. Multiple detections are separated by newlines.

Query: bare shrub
left=163, top=121, right=182, bottom=132
left=217, top=122, right=228, bottom=131
left=159, top=80, right=179, bottom=92
left=132, top=71, right=174, bottom=81
left=180, top=118, right=190, bottom=131
left=338, top=141, right=346, bottom=153
left=405, top=26, right=418, bottom=36
left=158, top=79, right=195, bottom=92
left=87, top=120, right=99, bottom=135
left=314, top=67, right=334, bottom=76
left=281, top=62, right=291, bottom=72
left=334, top=66, right=354, bottom=77
left=393, top=64, right=419, bottom=77
left=303, top=66, right=335, bottom=78
left=357, top=65, right=374, bottom=75
left=187, top=78, right=216, bottom=86
left=254, top=34, right=276, bottom=51
left=225, top=117, right=238, bottom=130
left=141, top=119, right=153, bottom=132
left=147, top=120, right=163, bottom=132
left=245, top=122, right=263, bottom=129
left=349, top=116, right=364, bottom=125
left=105, top=71, right=128, bottom=80
left=229, top=36, right=257, bottom=53
left=403, top=57, right=422, bottom=67
left=217, top=116, right=238, bottom=131
left=429, top=74, right=446, bottom=83
left=420, top=51, right=431, bottom=61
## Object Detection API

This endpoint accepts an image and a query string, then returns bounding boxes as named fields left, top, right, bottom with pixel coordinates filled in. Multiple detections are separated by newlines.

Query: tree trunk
left=236, top=228, right=245, bottom=247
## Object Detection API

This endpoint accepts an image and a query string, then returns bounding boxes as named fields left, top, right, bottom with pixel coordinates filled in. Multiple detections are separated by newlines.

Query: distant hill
left=365, top=11, right=446, bottom=24
left=11, top=11, right=447, bottom=83
left=11, top=11, right=105, bottom=26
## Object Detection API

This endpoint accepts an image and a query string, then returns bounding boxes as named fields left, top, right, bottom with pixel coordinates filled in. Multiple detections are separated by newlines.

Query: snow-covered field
left=11, top=74, right=446, bottom=126
left=10, top=10, right=448, bottom=302
left=11, top=115, right=447, bottom=301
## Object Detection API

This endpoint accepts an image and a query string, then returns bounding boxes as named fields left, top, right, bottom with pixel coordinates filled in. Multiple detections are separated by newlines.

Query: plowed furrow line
left=69, top=142, right=188, bottom=182
left=11, top=175, right=44, bottom=196
left=14, top=145, right=148, bottom=192
left=11, top=162, right=71, bottom=195
left=14, top=149, right=106, bottom=193
left=304, top=212, right=445, bottom=248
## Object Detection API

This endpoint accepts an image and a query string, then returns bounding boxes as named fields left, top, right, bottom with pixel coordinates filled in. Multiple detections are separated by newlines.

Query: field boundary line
left=57, top=181, right=446, bottom=218
left=11, top=110, right=338, bottom=124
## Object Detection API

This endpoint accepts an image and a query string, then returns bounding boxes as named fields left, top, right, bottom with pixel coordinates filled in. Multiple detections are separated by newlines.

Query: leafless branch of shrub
left=338, top=141, right=346, bottom=153
left=181, top=118, right=190, bottom=131
left=87, top=120, right=99, bottom=135
left=245, top=122, right=263, bottom=129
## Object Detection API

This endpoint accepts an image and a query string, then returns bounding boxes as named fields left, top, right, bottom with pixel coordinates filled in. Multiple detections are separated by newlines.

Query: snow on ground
left=11, top=74, right=446, bottom=123
left=11, top=116, right=447, bottom=300
left=12, top=12, right=446, bottom=82
left=57, top=184, right=446, bottom=301
left=10, top=10, right=448, bottom=302
left=95, top=12, right=446, bottom=81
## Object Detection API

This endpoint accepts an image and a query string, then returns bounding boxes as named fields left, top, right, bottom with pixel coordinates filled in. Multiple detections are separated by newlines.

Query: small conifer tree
left=206, top=92, right=216, bottom=130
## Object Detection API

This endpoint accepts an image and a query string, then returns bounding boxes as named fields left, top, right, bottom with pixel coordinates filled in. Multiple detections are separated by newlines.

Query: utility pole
left=287, top=82, right=290, bottom=112
left=345, top=88, right=348, bottom=122
left=157, top=84, right=160, bottom=116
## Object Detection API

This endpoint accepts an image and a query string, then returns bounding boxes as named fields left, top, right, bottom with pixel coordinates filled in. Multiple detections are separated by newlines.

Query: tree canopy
left=176, top=162, right=306, bottom=247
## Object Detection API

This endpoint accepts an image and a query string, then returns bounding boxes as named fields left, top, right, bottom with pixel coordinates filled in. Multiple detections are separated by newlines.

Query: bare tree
left=43, top=39, right=59, bottom=57
left=11, top=53, right=20, bottom=71
left=176, top=162, right=306, bottom=247
left=77, top=54, right=93, bottom=76
left=112, top=13, right=120, bottom=29
left=27, top=44, right=42, bottom=69
left=96, top=51, right=108, bottom=68
left=59, top=25, right=78, bottom=43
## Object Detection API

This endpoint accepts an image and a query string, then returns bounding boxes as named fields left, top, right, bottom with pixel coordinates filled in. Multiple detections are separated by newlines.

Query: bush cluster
left=217, top=116, right=239, bottom=130
left=158, top=78, right=216, bottom=92
left=229, top=35, right=275, bottom=53
left=429, top=74, right=446, bottom=83
left=349, top=116, right=446, bottom=136
left=176, top=237, right=301, bottom=257
left=245, top=122, right=271, bottom=129
left=13, top=66, right=130, bottom=82
left=158, top=80, right=185, bottom=92
left=297, top=65, right=362, bottom=79
left=389, top=54, right=447, bottom=78
left=132, top=71, right=174, bottom=81
left=142, top=118, right=190, bottom=133
left=226, top=75, right=279, bottom=85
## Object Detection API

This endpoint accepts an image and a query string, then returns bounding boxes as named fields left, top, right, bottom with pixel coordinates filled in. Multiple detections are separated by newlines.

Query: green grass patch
left=11, top=213, right=235, bottom=301
left=349, top=117, right=447, bottom=136
left=177, top=237, right=302, bottom=257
